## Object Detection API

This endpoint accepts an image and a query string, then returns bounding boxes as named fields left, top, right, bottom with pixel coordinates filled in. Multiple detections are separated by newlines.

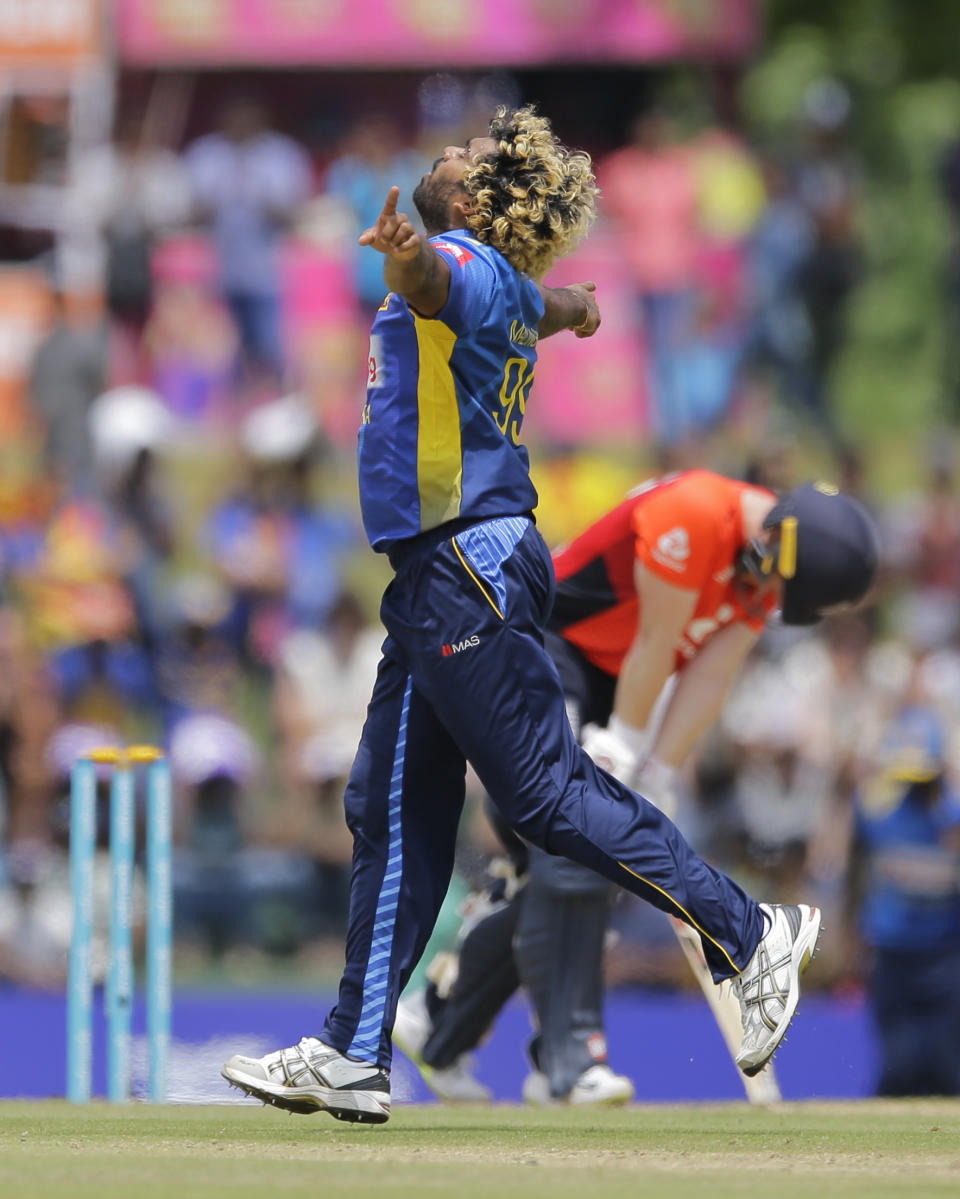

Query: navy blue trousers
left=870, top=945, right=960, bottom=1096
left=321, top=517, right=763, bottom=1066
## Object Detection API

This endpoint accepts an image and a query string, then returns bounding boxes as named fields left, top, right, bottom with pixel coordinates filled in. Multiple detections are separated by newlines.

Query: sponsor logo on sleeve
left=652, top=526, right=690, bottom=572
left=368, top=334, right=384, bottom=389
left=433, top=240, right=474, bottom=266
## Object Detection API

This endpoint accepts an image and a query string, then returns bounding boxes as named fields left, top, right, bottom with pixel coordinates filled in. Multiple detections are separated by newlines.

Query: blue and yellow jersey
left=358, top=229, right=545, bottom=552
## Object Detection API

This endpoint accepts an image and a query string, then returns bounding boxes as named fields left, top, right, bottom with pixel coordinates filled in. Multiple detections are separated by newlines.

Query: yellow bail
left=778, top=516, right=798, bottom=579
left=85, top=746, right=124, bottom=765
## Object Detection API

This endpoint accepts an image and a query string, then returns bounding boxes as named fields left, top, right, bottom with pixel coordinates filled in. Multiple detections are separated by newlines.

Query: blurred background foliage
left=744, top=1, right=960, bottom=485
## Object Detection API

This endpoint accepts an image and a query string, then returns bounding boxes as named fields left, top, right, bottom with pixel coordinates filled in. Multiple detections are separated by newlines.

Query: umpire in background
left=852, top=705, right=960, bottom=1096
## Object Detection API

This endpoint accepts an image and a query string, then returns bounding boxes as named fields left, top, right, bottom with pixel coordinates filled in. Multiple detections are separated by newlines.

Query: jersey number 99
left=493, top=357, right=534, bottom=444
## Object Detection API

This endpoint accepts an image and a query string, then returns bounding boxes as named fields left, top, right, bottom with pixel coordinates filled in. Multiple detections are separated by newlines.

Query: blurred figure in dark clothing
left=939, top=132, right=960, bottom=409
left=745, top=157, right=814, bottom=411
left=850, top=705, right=960, bottom=1096
left=153, top=575, right=242, bottom=732
left=169, top=711, right=259, bottom=959
left=28, top=290, right=107, bottom=495
left=882, top=442, right=960, bottom=651
left=791, top=79, right=863, bottom=433
left=67, top=110, right=192, bottom=382
left=88, top=386, right=176, bottom=649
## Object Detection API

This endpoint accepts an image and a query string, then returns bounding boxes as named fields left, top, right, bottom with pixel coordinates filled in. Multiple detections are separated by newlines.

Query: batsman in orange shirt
left=393, top=470, right=878, bottom=1105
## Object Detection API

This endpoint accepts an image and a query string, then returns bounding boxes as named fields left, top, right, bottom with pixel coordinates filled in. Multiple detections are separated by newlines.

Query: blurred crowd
left=0, top=72, right=958, bottom=1094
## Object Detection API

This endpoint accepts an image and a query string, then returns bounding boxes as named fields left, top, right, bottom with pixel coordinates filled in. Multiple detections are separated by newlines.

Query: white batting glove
left=635, top=754, right=679, bottom=820
left=581, top=722, right=640, bottom=787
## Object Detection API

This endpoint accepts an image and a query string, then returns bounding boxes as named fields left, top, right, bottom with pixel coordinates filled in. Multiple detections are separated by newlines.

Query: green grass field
left=1, top=1101, right=958, bottom=1199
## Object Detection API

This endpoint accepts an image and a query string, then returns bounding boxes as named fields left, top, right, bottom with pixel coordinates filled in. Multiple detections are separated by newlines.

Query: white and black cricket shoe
left=222, top=1037, right=391, bottom=1124
left=734, top=903, right=822, bottom=1077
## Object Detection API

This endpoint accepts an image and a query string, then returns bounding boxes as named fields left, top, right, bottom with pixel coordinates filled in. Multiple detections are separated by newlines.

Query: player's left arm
left=536, top=281, right=600, bottom=339
left=650, top=621, right=760, bottom=768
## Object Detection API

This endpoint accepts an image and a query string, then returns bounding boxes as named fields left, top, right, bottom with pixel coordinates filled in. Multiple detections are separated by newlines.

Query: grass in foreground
left=1, top=1100, right=959, bottom=1199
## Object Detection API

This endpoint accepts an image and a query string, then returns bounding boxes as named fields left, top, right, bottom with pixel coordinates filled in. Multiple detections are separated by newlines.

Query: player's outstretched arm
left=537, top=281, right=600, bottom=339
left=359, top=186, right=451, bottom=317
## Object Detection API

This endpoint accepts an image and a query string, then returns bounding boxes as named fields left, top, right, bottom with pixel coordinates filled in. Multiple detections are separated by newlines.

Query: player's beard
left=413, top=177, right=464, bottom=236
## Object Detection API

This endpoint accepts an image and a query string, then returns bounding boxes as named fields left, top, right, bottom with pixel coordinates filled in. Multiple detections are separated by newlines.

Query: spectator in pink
left=682, top=124, right=766, bottom=431
left=600, top=108, right=698, bottom=443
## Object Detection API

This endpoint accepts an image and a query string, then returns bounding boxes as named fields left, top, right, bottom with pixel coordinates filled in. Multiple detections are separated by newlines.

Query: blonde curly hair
left=462, top=106, right=598, bottom=279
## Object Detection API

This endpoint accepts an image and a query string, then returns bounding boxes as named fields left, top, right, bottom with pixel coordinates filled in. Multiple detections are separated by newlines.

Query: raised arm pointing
left=359, top=186, right=451, bottom=318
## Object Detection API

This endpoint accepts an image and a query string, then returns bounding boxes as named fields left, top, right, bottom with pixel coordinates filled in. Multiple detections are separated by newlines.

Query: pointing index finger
left=381, top=186, right=400, bottom=219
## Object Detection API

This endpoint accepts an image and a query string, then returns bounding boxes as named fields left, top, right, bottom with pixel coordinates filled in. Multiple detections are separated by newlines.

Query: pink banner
left=116, top=0, right=757, bottom=66
left=529, top=224, right=649, bottom=445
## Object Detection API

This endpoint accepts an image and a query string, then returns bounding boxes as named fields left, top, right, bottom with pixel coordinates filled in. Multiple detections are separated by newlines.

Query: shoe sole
left=737, top=905, right=822, bottom=1078
left=221, top=1064, right=391, bottom=1124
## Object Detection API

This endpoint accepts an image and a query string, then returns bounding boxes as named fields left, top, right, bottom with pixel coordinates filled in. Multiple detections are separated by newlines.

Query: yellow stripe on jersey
left=414, top=316, right=463, bottom=529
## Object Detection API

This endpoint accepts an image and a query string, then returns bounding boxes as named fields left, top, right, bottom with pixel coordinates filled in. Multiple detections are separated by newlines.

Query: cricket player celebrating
left=394, top=470, right=880, bottom=1105
left=222, top=108, right=829, bottom=1125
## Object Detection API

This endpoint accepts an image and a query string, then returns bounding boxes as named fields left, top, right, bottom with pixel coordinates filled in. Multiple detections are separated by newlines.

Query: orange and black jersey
left=549, top=471, right=779, bottom=677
